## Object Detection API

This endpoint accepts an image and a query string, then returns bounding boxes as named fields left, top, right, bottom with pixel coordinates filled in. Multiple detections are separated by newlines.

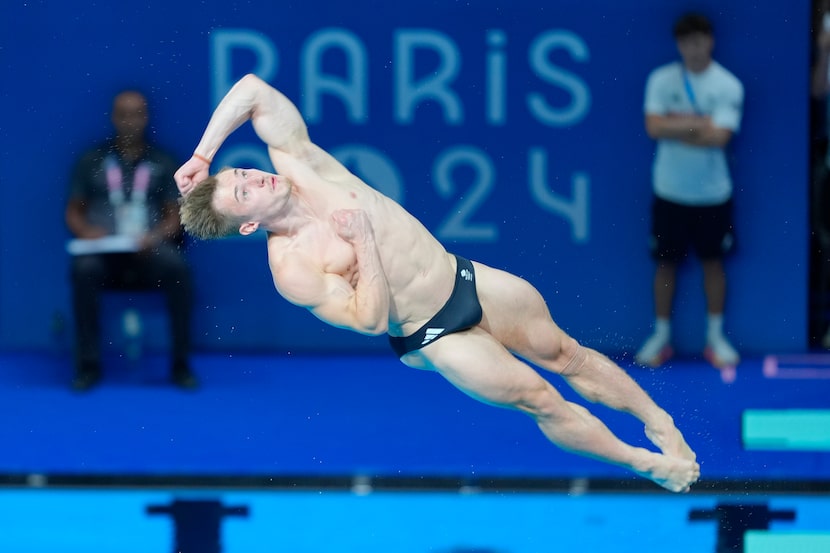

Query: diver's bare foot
left=635, top=450, right=700, bottom=493
left=645, top=419, right=696, bottom=462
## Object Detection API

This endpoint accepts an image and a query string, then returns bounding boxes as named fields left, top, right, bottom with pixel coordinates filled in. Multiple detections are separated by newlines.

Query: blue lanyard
left=682, top=70, right=703, bottom=115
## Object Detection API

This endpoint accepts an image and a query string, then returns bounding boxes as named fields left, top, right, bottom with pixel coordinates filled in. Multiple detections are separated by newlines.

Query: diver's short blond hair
left=178, top=172, right=240, bottom=239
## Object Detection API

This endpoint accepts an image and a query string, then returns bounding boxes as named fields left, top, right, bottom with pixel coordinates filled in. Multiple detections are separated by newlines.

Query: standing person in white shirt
left=635, top=13, right=744, bottom=369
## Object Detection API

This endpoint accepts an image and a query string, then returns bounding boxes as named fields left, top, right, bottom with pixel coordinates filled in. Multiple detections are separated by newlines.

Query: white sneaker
left=704, top=336, right=740, bottom=368
left=635, top=333, right=674, bottom=367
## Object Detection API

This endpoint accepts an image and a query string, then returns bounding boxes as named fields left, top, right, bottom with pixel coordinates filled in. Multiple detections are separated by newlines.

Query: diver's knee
left=558, top=341, right=588, bottom=376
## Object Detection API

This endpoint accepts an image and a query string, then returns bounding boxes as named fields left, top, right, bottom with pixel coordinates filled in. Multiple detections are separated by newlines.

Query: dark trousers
left=70, top=243, right=192, bottom=372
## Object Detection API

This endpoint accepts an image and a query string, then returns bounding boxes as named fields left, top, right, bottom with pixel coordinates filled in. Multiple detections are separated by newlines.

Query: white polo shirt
left=644, top=60, right=744, bottom=205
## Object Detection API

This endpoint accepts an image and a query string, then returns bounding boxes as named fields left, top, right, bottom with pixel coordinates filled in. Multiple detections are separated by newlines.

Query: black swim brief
left=388, top=254, right=483, bottom=357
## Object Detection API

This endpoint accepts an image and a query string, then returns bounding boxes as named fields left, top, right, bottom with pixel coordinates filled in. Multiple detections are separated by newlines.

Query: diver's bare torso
left=265, top=151, right=457, bottom=337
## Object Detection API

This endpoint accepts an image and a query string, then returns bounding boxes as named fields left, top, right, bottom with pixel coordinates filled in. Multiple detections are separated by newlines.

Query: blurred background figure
left=65, top=90, right=197, bottom=391
left=634, top=13, right=744, bottom=369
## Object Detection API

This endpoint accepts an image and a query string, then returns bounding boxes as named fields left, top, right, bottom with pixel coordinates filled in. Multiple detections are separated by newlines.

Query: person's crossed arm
left=270, top=209, right=391, bottom=336
left=645, top=113, right=733, bottom=148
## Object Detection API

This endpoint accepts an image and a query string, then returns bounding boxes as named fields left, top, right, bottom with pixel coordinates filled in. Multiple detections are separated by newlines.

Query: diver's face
left=213, top=168, right=291, bottom=234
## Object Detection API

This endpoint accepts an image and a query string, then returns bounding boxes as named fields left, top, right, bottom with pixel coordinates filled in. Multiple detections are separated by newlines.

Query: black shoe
left=72, top=366, right=101, bottom=392
left=171, top=362, right=199, bottom=390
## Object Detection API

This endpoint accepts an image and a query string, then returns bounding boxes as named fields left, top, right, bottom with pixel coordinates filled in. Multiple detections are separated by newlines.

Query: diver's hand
left=174, top=154, right=211, bottom=196
left=331, top=209, right=373, bottom=243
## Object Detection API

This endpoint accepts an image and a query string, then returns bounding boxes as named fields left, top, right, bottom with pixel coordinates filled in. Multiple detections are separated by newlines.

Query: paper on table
left=66, top=235, right=140, bottom=255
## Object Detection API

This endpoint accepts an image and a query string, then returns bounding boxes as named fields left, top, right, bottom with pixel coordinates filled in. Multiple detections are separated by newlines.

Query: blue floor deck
left=0, top=351, right=828, bottom=487
left=2, top=489, right=829, bottom=553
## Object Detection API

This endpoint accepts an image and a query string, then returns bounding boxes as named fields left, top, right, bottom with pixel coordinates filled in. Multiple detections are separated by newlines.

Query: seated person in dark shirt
left=65, top=90, right=196, bottom=391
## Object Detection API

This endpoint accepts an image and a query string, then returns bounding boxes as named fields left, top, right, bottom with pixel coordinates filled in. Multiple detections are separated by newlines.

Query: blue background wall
left=0, top=0, right=811, bottom=357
